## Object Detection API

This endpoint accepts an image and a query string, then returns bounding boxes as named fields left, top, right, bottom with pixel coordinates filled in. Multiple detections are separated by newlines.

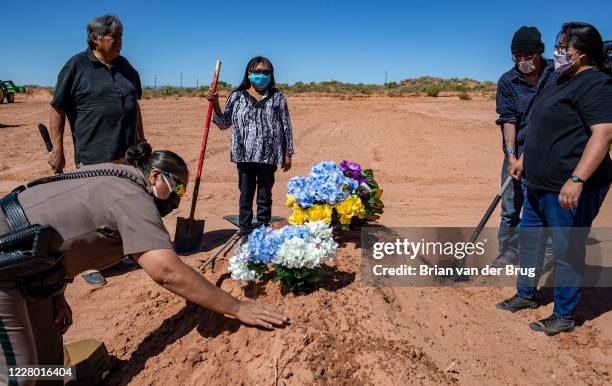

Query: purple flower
left=339, top=160, right=362, bottom=179
left=339, top=160, right=368, bottom=185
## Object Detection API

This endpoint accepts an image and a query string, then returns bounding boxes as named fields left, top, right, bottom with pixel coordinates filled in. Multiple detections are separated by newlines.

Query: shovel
left=451, top=175, right=514, bottom=281
left=174, top=60, right=221, bottom=253
left=468, top=175, right=513, bottom=243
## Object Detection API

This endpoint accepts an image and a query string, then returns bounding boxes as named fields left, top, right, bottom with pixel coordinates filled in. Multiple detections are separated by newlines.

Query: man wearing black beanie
left=491, top=26, right=558, bottom=276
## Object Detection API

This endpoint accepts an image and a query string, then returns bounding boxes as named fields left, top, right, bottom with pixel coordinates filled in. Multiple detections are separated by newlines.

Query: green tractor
left=0, top=80, right=27, bottom=103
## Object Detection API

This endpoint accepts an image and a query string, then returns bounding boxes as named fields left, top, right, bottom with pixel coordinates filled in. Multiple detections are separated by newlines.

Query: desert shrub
left=161, top=87, right=179, bottom=96
left=137, top=77, right=496, bottom=98
left=423, top=85, right=441, bottom=97
left=458, top=92, right=471, bottom=100
left=142, top=89, right=154, bottom=100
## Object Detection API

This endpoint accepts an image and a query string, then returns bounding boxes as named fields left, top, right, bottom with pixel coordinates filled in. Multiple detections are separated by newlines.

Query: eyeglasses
left=512, top=54, right=536, bottom=62
left=251, top=69, right=271, bottom=75
left=162, top=172, right=186, bottom=198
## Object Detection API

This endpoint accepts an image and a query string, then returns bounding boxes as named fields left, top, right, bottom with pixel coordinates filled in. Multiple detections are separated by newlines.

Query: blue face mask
left=248, top=73, right=271, bottom=89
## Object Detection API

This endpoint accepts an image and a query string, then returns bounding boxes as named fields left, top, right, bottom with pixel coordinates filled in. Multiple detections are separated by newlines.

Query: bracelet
left=504, top=149, right=516, bottom=156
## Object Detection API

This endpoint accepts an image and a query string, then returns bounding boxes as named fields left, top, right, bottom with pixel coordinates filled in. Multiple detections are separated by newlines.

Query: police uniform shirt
left=51, top=49, right=142, bottom=165
left=16, top=164, right=173, bottom=278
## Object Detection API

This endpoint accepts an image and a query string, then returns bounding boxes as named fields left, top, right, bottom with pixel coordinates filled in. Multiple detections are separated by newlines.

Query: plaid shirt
left=495, top=59, right=558, bottom=154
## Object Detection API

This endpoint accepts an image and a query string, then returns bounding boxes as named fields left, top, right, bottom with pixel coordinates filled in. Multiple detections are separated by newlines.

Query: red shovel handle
left=187, top=60, right=221, bottom=222
left=196, top=60, right=221, bottom=178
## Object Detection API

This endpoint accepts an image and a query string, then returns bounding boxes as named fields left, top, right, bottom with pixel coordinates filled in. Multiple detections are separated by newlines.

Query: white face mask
left=517, top=58, right=536, bottom=74
left=553, top=48, right=574, bottom=74
left=152, top=173, right=173, bottom=200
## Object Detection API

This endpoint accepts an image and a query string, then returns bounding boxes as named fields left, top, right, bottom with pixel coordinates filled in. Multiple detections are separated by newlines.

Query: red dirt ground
left=1, top=91, right=610, bottom=385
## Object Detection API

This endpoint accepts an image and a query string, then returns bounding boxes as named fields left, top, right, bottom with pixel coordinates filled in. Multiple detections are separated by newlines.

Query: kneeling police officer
left=0, top=142, right=287, bottom=385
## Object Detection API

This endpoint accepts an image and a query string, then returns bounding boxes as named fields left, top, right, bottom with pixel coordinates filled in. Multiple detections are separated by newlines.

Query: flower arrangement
left=228, top=221, right=338, bottom=292
left=285, top=160, right=384, bottom=231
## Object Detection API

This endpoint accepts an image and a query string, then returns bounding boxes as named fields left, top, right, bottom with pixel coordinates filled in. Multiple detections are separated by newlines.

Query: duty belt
left=0, top=186, right=29, bottom=232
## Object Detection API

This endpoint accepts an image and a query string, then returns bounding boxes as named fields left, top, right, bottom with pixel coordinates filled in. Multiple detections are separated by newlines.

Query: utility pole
left=384, top=71, right=388, bottom=85
left=154, top=74, right=157, bottom=89
left=180, top=72, right=183, bottom=89
left=196, top=78, right=199, bottom=88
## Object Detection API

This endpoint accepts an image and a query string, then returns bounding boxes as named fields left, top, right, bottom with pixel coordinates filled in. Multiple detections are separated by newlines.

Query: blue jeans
left=516, top=184, right=610, bottom=318
left=498, top=157, right=524, bottom=260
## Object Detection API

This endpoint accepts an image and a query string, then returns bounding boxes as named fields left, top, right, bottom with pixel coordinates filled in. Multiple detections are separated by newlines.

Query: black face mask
left=154, top=192, right=180, bottom=217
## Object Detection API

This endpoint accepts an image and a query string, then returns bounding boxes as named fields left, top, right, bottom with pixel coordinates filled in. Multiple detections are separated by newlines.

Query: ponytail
left=126, top=142, right=189, bottom=184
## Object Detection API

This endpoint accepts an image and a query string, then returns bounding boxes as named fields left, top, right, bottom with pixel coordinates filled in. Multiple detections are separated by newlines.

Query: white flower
left=228, top=244, right=257, bottom=283
left=273, top=222, right=337, bottom=269
left=305, top=221, right=334, bottom=241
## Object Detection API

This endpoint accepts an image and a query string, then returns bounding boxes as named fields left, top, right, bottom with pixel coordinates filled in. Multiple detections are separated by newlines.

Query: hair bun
left=126, top=141, right=152, bottom=166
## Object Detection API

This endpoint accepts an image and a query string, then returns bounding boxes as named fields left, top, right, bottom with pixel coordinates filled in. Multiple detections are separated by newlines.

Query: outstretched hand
left=235, top=300, right=288, bottom=329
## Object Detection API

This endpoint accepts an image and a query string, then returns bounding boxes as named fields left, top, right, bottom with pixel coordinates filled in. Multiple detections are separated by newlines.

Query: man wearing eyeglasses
left=491, top=26, right=559, bottom=270
left=48, top=14, right=145, bottom=286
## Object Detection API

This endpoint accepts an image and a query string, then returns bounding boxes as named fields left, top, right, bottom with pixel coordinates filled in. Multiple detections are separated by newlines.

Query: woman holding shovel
left=208, top=56, right=294, bottom=236
left=0, top=142, right=287, bottom=384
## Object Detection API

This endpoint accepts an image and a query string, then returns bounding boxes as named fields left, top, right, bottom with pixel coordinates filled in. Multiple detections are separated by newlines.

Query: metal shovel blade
left=174, top=217, right=206, bottom=254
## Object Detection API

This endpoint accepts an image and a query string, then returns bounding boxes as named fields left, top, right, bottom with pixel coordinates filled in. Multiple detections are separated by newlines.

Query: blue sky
left=2, top=0, right=611, bottom=87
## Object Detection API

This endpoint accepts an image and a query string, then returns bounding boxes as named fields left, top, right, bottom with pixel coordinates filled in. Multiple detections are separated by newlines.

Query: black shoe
left=496, top=295, right=538, bottom=312
left=81, top=270, right=107, bottom=287
left=491, top=255, right=516, bottom=268
left=529, top=314, right=575, bottom=336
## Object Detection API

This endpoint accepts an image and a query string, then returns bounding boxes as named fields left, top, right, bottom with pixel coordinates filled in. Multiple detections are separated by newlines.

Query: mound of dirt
left=92, top=233, right=455, bottom=386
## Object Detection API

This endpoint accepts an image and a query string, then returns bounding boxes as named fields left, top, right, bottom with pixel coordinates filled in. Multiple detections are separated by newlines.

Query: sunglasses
left=162, top=172, right=186, bottom=198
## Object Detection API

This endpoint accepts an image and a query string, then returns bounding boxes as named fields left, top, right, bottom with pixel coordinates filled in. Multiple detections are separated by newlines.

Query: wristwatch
left=571, top=175, right=585, bottom=184
left=504, top=149, right=516, bottom=156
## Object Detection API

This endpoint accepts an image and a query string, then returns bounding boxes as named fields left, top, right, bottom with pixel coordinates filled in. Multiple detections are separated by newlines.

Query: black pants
left=237, top=162, right=277, bottom=230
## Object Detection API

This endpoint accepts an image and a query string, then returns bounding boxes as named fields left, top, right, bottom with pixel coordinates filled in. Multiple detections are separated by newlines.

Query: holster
left=1, top=191, right=66, bottom=299
left=0, top=224, right=64, bottom=280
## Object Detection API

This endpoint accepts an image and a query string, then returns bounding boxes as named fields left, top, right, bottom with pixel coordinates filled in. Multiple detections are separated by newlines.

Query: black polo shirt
left=524, top=69, right=612, bottom=193
left=51, top=49, right=142, bottom=164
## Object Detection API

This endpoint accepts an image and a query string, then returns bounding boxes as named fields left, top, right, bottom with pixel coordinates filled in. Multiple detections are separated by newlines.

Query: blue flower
left=280, top=224, right=309, bottom=241
left=246, top=227, right=282, bottom=264
left=286, top=161, right=360, bottom=207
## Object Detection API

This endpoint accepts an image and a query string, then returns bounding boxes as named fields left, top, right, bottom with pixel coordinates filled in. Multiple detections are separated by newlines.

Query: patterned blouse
left=213, top=89, right=294, bottom=165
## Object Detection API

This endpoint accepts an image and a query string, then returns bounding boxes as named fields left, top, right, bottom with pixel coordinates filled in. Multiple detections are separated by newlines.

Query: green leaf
left=247, top=262, right=269, bottom=278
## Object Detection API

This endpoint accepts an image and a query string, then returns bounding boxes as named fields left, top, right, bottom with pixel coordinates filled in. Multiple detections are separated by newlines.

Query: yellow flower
left=285, top=195, right=297, bottom=208
left=288, top=207, right=306, bottom=225
left=339, top=215, right=353, bottom=225
left=335, top=195, right=365, bottom=221
left=306, top=204, right=333, bottom=223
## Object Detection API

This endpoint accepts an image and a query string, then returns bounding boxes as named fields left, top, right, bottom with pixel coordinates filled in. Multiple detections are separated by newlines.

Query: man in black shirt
left=48, top=14, right=144, bottom=170
left=48, top=14, right=145, bottom=286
